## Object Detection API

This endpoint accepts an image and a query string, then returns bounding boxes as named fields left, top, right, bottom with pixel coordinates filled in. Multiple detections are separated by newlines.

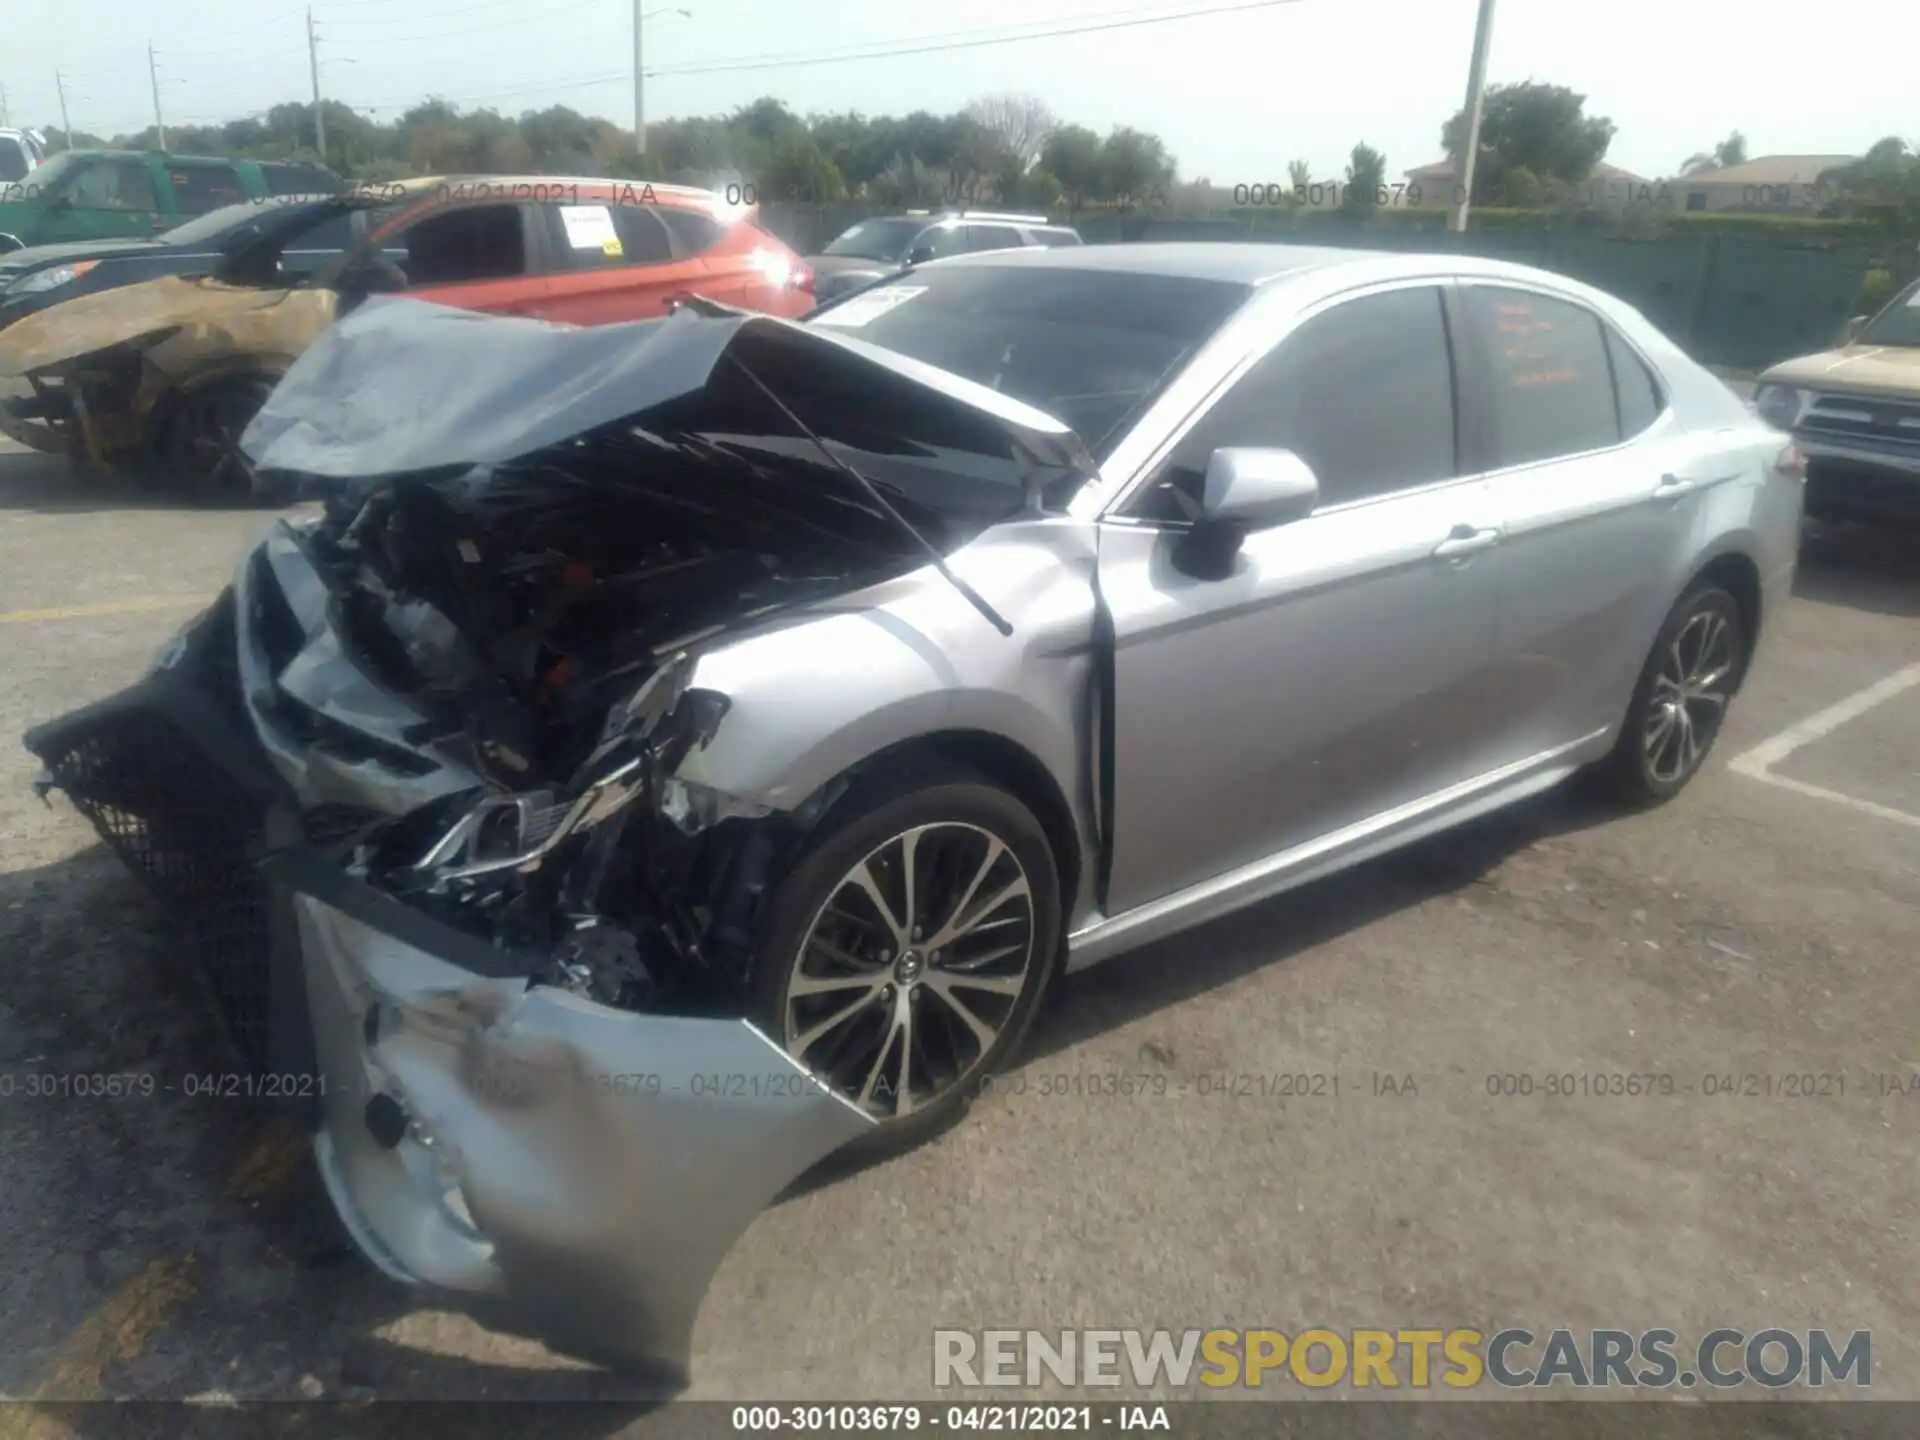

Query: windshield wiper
left=724, top=354, right=1015, bottom=637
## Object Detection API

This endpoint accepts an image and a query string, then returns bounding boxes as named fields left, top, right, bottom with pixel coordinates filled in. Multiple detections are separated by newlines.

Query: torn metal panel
left=292, top=883, right=873, bottom=1379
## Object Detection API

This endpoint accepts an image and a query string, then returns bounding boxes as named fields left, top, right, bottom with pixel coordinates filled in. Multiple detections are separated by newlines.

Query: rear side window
left=0, top=139, right=29, bottom=184
left=1462, top=286, right=1620, bottom=468
left=1605, top=327, right=1663, bottom=438
left=1038, top=227, right=1082, bottom=246
left=397, top=203, right=528, bottom=286
left=655, top=207, right=728, bottom=257
left=168, top=165, right=246, bottom=215
left=1144, top=285, right=1458, bottom=515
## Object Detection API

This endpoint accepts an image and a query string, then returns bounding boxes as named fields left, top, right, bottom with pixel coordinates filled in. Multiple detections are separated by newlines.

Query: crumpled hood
left=240, top=295, right=1099, bottom=487
left=0, top=273, right=314, bottom=377
left=1761, top=343, right=1920, bottom=398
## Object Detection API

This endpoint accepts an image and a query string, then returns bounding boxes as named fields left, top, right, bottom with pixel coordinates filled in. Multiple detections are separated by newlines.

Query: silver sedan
left=25, top=243, right=1804, bottom=1382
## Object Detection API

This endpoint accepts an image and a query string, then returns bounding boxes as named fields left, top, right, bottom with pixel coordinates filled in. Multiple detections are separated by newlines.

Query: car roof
left=925, top=240, right=1624, bottom=296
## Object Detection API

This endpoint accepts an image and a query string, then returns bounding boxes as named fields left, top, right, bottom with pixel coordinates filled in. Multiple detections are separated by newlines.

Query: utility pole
left=148, top=45, right=168, bottom=151
left=1446, top=0, right=1497, bottom=233
left=54, top=72, right=72, bottom=150
left=307, top=8, right=327, bottom=163
left=632, top=0, right=646, bottom=156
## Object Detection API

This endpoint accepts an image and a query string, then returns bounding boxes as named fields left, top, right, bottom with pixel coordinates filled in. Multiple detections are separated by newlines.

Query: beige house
left=1401, top=158, right=1657, bottom=210
left=1666, top=155, right=1857, bottom=213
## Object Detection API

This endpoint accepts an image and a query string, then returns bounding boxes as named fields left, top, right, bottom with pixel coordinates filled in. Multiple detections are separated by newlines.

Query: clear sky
left=5, top=0, right=1911, bottom=181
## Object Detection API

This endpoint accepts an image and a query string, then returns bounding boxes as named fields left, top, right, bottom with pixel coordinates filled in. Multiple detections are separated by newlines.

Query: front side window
left=965, top=224, right=1025, bottom=252
left=1460, top=286, right=1620, bottom=468
left=910, top=224, right=966, bottom=261
left=1135, top=286, right=1459, bottom=519
left=393, top=203, right=529, bottom=286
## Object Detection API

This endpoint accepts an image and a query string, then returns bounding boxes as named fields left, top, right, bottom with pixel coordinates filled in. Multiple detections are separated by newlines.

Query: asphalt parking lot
left=1, top=434, right=1917, bottom=1430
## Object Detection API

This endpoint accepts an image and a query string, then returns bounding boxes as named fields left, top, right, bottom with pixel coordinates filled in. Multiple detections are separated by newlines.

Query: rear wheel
left=158, top=376, right=287, bottom=506
left=748, top=764, right=1062, bottom=1155
left=1594, top=583, right=1746, bottom=806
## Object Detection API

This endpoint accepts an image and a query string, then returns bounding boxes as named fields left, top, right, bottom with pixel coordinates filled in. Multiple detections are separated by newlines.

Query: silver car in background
left=24, top=243, right=1803, bottom=1382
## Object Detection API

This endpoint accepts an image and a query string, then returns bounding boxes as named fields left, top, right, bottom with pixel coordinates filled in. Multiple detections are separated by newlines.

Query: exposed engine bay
left=206, top=295, right=1087, bottom=1030
left=305, top=431, right=920, bottom=1017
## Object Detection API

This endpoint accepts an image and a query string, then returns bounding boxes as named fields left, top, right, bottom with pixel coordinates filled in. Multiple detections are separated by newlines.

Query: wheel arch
left=140, top=357, right=295, bottom=463
left=836, top=729, right=1085, bottom=940
left=1684, top=547, right=1764, bottom=689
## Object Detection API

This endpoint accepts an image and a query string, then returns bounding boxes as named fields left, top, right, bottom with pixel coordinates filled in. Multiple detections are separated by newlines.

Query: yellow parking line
left=0, top=1257, right=198, bottom=1436
left=0, top=596, right=207, bottom=625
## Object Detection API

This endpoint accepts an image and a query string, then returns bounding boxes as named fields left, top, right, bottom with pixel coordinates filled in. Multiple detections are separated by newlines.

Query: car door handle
left=1651, top=473, right=1696, bottom=501
left=1431, top=524, right=1501, bottom=560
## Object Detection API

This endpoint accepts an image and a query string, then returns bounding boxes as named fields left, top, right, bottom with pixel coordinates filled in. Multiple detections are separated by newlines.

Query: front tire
left=748, top=763, right=1062, bottom=1155
left=1595, top=583, right=1746, bottom=806
left=156, top=375, right=287, bottom=506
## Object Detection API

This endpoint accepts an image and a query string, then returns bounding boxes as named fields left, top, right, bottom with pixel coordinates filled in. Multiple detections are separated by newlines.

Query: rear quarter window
left=654, top=207, right=728, bottom=258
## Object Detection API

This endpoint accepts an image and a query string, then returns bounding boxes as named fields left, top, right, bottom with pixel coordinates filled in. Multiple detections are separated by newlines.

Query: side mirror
left=905, top=244, right=935, bottom=266
left=1841, top=314, right=1867, bottom=345
left=1170, top=448, right=1320, bottom=581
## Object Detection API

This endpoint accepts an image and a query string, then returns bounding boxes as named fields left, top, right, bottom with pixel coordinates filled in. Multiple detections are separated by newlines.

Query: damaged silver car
left=24, top=244, right=1803, bottom=1381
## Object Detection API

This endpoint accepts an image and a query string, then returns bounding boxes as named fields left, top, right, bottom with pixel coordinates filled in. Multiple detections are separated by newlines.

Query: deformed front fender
left=285, top=857, right=874, bottom=1382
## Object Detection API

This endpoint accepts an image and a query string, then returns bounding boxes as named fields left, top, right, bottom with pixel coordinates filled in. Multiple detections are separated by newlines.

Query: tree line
left=36, top=82, right=1920, bottom=230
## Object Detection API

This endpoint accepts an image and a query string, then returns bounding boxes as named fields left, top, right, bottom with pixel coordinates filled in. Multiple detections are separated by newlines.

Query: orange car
left=0, top=174, right=816, bottom=499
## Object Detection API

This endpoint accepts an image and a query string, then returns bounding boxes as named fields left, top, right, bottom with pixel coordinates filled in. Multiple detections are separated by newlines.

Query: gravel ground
left=0, top=438, right=1916, bottom=1435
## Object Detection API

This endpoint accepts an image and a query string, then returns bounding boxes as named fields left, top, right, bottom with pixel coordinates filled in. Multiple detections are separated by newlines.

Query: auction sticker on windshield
left=813, top=285, right=927, bottom=328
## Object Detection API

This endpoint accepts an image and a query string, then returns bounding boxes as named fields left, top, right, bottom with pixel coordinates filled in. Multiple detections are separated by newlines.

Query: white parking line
left=1726, top=662, right=1920, bottom=829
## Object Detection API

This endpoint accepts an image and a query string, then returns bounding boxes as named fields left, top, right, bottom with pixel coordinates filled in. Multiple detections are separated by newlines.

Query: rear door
left=1454, top=281, right=1726, bottom=763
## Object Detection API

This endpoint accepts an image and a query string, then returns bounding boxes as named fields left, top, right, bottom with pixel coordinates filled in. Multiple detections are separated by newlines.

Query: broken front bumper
left=23, top=531, right=874, bottom=1380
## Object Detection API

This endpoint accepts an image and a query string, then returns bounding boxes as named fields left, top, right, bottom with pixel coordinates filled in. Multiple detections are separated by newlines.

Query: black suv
left=805, top=210, right=1082, bottom=302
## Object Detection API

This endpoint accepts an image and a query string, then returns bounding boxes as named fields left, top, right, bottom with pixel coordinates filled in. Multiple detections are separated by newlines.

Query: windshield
left=1858, top=279, right=1920, bottom=347
left=807, top=266, right=1253, bottom=456
left=822, top=218, right=926, bottom=262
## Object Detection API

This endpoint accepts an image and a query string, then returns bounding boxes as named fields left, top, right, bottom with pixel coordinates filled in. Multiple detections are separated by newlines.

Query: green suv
left=0, top=150, right=340, bottom=252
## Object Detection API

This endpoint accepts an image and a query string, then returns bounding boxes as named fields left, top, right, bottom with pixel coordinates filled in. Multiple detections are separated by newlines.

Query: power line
left=654, top=0, right=1304, bottom=77
left=345, top=0, right=1303, bottom=110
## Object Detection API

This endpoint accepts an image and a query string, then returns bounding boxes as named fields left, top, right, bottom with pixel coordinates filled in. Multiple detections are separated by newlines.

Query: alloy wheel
left=1642, top=606, right=1737, bottom=785
left=782, top=822, right=1037, bottom=1120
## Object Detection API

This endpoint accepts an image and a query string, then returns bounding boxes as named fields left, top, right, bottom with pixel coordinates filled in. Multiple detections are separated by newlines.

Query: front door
left=41, top=157, right=161, bottom=243
left=1098, top=281, right=1505, bottom=915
